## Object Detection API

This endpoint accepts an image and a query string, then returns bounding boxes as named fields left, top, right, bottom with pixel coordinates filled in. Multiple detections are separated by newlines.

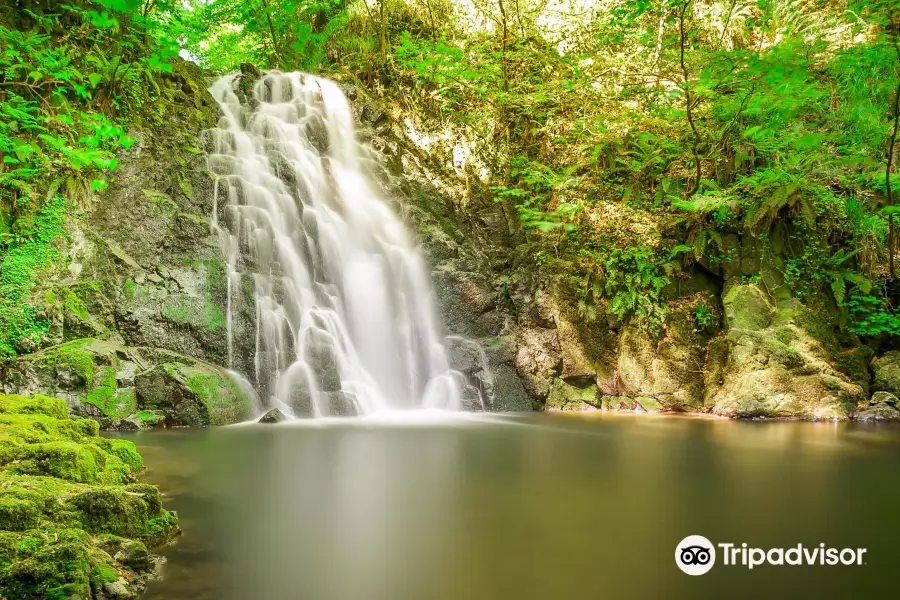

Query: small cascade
left=204, top=71, right=460, bottom=417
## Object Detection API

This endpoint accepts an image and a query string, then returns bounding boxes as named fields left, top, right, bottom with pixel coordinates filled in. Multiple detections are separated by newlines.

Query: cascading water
left=204, top=71, right=461, bottom=417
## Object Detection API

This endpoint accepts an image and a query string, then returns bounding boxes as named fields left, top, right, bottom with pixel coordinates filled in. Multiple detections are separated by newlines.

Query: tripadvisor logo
left=675, top=535, right=867, bottom=576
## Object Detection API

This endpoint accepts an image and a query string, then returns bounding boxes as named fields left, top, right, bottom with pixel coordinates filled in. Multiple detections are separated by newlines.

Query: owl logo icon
left=675, top=535, right=716, bottom=575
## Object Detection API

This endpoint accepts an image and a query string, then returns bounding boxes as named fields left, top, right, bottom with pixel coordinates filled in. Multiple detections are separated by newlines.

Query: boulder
left=258, top=408, right=289, bottom=423
left=514, top=327, right=561, bottom=398
left=872, top=351, right=900, bottom=397
left=857, top=391, right=900, bottom=421
left=544, top=378, right=600, bottom=412
left=616, top=311, right=707, bottom=410
left=711, top=288, right=866, bottom=419
left=0, top=394, right=178, bottom=599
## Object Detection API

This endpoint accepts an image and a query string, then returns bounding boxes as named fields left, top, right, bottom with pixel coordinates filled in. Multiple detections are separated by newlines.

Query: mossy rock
left=0, top=393, right=68, bottom=419
left=1, top=339, right=253, bottom=429
left=544, top=378, right=600, bottom=411
left=871, top=351, right=900, bottom=397
left=0, top=394, right=179, bottom=599
left=135, top=360, right=253, bottom=426
left=722, top=284, right=776, bottom=330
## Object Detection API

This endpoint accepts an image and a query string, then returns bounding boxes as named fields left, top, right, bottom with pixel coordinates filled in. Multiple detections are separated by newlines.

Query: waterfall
left=204, top=71, right=460, bottom=417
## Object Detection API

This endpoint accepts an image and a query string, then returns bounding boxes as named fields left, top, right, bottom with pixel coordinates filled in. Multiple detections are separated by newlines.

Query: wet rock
left=616, top=311, right=707, bottom=410
left=857, top=391, right=900, bottom=421
left=432, top=268, right=502, bottom=338
left=514, top=327, right=561, bottom=398
left=459, top=383, right=486, bottom=411
left=305, top=113, right=329, bottom=154
left=103, top=578, right=137, bottom=599
left=117, top=540, right=150, bottom=572
left=134, top=359, right=253, bottom=427
left=240, top=62, right=261, bottom=78
left=362, top=103, right=387, bottom=125
left=258, top=408, right=288, bottom=423
left=489, top=364, right=534, bottom=411
left=322, top=392, right=358, bottom=417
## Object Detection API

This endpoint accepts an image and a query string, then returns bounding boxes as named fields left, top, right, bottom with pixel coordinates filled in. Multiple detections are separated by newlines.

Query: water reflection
left=124, top=414, right=900, bottom=600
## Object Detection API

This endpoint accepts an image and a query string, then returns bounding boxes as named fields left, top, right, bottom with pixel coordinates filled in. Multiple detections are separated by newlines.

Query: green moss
left=184, top=369, right=247, bottom=425
left=177, top=172, right=195, bottom=200
left=162, top=292, right=226, bottom=333
left=0, top=395, right=179, bottom=598
left=134, top=409, right=164, bottom=427
left=94, top=438, right=143, bottom=472
left=0, top=394, right=68, bottom=420
left=122, top=280, right=136, bottom=298
left=63, top=289, right=89, bottom=320
left=0, top=496, right=41, bottom=532
left=143, top=188, right=179, bottom=217
left=27, top=340, right=135, bottom=420
left=0, top=530, right=93, bottom=600
left=82, top=366, right=135, bottom=420
left=0, top=196, right=67, bottom=357
left=70, top=486, right=173, bottom=539
left=31, top=339, right=97, bottom=386
left=14, top=441, right=107, bottom=484
left=545, top=379, right=600, bottom=411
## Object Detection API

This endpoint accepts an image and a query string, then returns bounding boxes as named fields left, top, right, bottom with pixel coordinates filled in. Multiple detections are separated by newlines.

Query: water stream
left=204, top=71, right=460, bottom=417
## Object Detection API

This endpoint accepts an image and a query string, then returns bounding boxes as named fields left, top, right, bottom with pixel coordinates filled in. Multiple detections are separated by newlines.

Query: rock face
left=0, top=393, right=179, bottom=598
left=0, top=338, right=254, bottom=428
left=32, top=60, right=252, bottom=367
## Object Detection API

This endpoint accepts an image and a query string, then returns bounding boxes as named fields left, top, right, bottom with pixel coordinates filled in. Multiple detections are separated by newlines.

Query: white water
left=205, top=71, right=460, bottom=417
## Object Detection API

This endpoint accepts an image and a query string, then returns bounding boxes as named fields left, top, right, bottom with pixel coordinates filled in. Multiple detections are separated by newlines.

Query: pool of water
left=118, top=413, right=900, bottom=599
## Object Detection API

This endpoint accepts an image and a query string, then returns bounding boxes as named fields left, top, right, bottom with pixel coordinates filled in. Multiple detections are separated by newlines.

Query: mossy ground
left=0, top=393, right=179, bottom=599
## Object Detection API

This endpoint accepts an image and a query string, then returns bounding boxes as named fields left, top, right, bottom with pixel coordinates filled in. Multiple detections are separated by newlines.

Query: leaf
left=830, top=275, right=846, bottom=303
left=88, top=73, right=102, bottom=88
left=90, top=179, right=108, bottom=191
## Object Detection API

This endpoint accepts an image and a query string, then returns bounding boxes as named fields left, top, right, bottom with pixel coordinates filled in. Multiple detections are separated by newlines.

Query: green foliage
left=574, top=245, right=679, bottom=332
left=600, top=246, right=671, bottom=331
left=846, top=291, right=900, bottom=337
left=0, top=195, right=67, bottom=356
left=181, top=0, right=356, bottom=73
left=0, top=1, right=184, bottom=357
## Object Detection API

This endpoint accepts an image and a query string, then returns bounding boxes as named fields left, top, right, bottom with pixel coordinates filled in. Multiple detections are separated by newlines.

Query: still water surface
left=119, top=413, right=900, bottom=599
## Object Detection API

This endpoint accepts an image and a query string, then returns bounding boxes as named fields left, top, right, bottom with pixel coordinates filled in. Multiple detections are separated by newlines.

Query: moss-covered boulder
left=0, top=393, right=179, bottom=599
left=544, top=378, right=601, bottom=411
left=871, top=351, right=900, bottom=397
left=134, top=360, right=255, bottom=427
left=0, top=338, right=254, bottom=429
left=711, top=285, right=867, bottom=419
